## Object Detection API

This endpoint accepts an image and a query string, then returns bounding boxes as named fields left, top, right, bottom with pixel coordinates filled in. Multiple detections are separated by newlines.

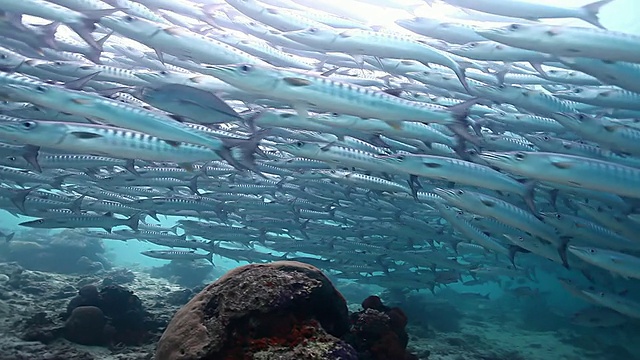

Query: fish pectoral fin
left=283, top=77, right=312, bottom=86
left=163, top=140, right=181, bottom=147
left=178, top=163, right=194, bottom=171
left=550, top=159, right=574, bottom=169
left=383, top=120, right=403, bottom=130
left=71, top=98, right=92, bottom=105
left=70, top=131, right=103, bottom=139
left=480, top=199, right=496, bottom=207
left=293, top=104, right=310, bottom=119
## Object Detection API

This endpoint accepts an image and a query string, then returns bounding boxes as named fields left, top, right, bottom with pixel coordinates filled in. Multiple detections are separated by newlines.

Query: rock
left=149, top=260, right=213, bottom=288
left=166, top=289, right=193, bottom=306
left=155, top=261, right=352, bottom=360
left=347, top=296, right=418, bottom=360
left=64, top=306, right=107, bottom=346
left=102, top=268, right=136, bottom=286
left=79, top=285, right=99, bottom=301
left=63, top=284, right=159, bottom=347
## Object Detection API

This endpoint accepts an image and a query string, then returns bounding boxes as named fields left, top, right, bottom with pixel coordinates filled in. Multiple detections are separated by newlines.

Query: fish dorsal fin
left=64, top=72, right=101, bottom=90
left=283, top=77, right=311, bottom=86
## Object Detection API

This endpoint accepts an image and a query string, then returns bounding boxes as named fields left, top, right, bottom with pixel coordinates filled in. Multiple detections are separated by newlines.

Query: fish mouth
left=567, top=245, right=590, bottom=255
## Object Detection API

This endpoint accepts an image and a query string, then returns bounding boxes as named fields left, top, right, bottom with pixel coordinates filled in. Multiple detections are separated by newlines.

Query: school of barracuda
left=0, top=0, right=639, bottom=320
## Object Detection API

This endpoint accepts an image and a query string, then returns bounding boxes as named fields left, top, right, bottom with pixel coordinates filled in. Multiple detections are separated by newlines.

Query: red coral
left=388, top=307, right=408, bottom=331
left=362, top=296, right=385, bottom=311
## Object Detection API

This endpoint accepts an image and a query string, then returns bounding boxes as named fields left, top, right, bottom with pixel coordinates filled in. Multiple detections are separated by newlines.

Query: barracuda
left=554, top=87, right=640, bottom=111
left=275, top=141, right=398, bottom=173
left=551, top=113, right=640, bottom=156
left=100, top=14, right=267, bottom=66
left=0, top=81, right=231, bottom=151
left=479, top=151, right=640, bottom=199
left=283, top=27, right=469, bottom=91
left=434, top=202, right=511, bottom=258
left=203, top=63, right=473, bottom=130
left=379, top=153, right=536, bottom=211
left=433, top=188, right=560, bottom=246
left=20, top=212, right=140, bottom=232
left=0, top=0, right=117, bottom=50
left=441, top=0, right=612, bottom=28
left=480, top=22, right=640, bottom=61
left=0, top=120, right=254, bottom=170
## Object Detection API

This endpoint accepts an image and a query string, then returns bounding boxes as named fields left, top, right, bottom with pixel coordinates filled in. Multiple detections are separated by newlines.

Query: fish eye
left=589, top=248, right=596, bottom=253
left=239, top=64, right=252, bottom=72
left=514, top=152, right=526, bottom=160
left=509, top=24, right=520, bottom=31
left=37, top=219, right=44, bottom=223
left=21, top=121, right=36, bottom=129
left=456, top=210, right=463, bottom=215
left=456, top=190, right=464, bottom=195
left=308, top=27, right=318, bottom=33
left=555, top=214, right=562, bottom=219
left=0, top=54, right=6, bottom=59
left=468, top=42, right=477, bottom=47
left=542, top=136, right=550, bottom=141
left=159, top=71, right=167, bottom=75
left=7, top=156, right=15, bottom=161
left=124, top=16, right=134, bottom=22
left=295, top=141, right=304, bottom=147
left=396, top=154, right=405, bottom=161
left=573, top=88, right=582, bottom=93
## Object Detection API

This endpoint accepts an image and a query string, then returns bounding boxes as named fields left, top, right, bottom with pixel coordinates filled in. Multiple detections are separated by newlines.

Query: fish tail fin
left=124, top=159, right=139, bottom=176
left=70, top=9, right=117, bottom=52
left=5, top=232, right=14, bottom=242
left=558, top=237, right=571, bottom=269
left=188, top=175, right=200, bottom=195
left=206, top=252, right=214, bottom=266
left=581, top=0, right=613, bottom=29
left=454, top=65, right=472, bottom=94
left=519, top=179, right=538, bottom=214
left=10, top=186, right=37, bottom=214
left=38, top=21, right=61, bottom=50
left=128, top=212, right=142, bottom=231
left=52, top=174, right=71, bottom=189
left=218, top=129, right=270, bottom=175
left=446, top=98, right=481, bottom=160
left=507, top=245, right=530, bottom=269
left=22, top=145, right=41, bottom=173
left=70, top=194, right=85, bottom=214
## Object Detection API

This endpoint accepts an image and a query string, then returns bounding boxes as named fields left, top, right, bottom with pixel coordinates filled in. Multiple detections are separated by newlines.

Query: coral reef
left=149, top=259, right=216, bottom=288
left=6, top=229, right=111, bottom=274
left=63, top=284, right=162, bottom=346
left=155, top=261, right=355, bottom=360
left=346, top=295, right=418, bottom=360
